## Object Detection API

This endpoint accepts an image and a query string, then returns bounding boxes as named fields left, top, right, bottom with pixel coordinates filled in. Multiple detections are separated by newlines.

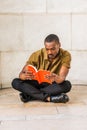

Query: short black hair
left=44, top=34, right=59, bottom=44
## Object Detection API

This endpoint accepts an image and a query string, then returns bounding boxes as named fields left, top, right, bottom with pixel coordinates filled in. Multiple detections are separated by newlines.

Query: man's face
left=45, top=41, right=60, bottom=60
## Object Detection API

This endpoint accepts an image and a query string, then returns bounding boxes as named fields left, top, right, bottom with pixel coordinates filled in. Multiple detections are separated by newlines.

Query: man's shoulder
left=32, top=48, right=45, bottom=55
left=60, top=48, right=71, bottom=56
left=27, top=48, right=45, bottom=64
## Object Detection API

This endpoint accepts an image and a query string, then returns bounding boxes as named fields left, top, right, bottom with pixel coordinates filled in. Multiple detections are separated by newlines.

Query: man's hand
left=45, top=73, right=65, bottom=83
left=19, top=65, right=35, bottom=80
left=45, top=73, right=57, bottom=83
left=45, top=66, right=69, bottom=83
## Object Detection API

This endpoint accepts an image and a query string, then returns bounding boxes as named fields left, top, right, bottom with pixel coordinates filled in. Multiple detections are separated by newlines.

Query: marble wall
left=0, top=0, right=87, bottom=88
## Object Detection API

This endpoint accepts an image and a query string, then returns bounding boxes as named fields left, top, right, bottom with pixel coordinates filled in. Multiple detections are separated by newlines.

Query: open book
left=27, top=65, right=52, bottom=84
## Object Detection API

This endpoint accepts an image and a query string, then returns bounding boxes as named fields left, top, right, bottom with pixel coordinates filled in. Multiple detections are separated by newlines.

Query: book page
left=27, top=65, right=37, bottom=74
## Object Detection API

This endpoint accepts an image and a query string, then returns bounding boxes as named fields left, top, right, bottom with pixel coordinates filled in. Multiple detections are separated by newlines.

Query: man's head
left=44, top=34, right=61, bottom=60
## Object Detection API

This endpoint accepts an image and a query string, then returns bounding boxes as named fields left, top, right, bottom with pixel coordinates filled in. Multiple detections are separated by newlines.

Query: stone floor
left=0, top=85, right=87, bottom=130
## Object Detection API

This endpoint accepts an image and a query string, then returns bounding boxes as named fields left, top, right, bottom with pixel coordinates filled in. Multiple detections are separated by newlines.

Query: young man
left=12, top=34, right=72, bottom=103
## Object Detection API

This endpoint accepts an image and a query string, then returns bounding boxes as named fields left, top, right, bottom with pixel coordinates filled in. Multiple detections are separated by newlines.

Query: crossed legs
left=12, top=78, right=72, bottom=102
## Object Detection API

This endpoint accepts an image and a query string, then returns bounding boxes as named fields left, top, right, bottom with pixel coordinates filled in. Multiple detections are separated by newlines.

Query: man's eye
left=51, top=48, right=55, bottom=50
left=52, top=48, right=55, bottom=50
left=46, top=48, right=55, bottom=51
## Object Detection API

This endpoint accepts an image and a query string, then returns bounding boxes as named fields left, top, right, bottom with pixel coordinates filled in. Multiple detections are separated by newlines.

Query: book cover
left=27, top=65, right=52, bottom=84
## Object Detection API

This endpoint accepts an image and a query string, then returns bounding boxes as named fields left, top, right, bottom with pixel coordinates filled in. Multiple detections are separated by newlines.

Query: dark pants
left=11, top=78, right=72, bottom=101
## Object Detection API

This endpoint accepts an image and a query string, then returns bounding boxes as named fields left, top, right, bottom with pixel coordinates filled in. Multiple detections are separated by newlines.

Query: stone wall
left=0, top=0, right=87, bottom=88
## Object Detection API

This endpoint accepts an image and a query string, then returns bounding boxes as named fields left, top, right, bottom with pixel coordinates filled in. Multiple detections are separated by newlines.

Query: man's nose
left=48, top=50, right=52, bottom=54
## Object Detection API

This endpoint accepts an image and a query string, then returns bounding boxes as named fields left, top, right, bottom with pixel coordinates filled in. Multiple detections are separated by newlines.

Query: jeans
left=11, top=78, right=72, bottom=101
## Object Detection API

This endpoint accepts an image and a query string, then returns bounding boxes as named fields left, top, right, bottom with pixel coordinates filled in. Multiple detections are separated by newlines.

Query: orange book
left=27, top=65, right=52, bottom=84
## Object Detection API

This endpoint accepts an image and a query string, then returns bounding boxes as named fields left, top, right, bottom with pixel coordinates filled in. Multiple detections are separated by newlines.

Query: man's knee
left=65, top=80, right=72, bottom=92
left=11, top=78, right=21, bottom=89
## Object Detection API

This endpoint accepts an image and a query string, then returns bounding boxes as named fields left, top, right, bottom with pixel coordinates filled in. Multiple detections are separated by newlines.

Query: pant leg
left=40, top=80, right=72, bottom=96
left=11, top=78, right=48, bottom=101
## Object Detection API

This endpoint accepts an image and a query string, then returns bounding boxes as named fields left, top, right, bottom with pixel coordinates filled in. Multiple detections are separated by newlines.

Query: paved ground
left=0, top=85, right=87, bottom=130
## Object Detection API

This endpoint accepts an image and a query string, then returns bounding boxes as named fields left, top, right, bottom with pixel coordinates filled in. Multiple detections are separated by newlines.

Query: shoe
left=50, top=93, right=69, bottom=103
left=19, top=93, right=32, bottom=103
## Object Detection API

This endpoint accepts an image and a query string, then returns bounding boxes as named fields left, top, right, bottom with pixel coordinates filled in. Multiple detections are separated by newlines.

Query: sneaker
left=19, top=93, right=32, bottom=103
left=50, top=93, right=69, bottom=103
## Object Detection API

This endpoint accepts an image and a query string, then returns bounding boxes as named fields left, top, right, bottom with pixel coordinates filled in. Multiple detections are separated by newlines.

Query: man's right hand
left=19, top=65, right=35, bottom=80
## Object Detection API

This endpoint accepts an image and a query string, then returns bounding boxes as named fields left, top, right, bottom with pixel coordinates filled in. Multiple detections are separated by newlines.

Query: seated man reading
left=12, top=34, right=72, bottom=103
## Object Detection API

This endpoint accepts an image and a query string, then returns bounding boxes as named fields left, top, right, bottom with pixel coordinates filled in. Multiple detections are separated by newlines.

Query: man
left=12, top=34, right=72, bottom=103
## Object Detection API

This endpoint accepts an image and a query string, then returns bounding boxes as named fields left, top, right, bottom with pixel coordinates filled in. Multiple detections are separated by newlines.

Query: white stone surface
left=47, top=0, right=87, bottom=13
left=0, top=0, right=46, bottom=13
left=47, top=0, right=71, bottom=13
left=0, top=118, right=87, bottom=130
left=24, top=14, right=71, bottom=51
left=0, top=0, right=87, bottom=13
left=0, top=15, right=24, bottom=51
left=0, top=0, right=87, bottom=87
left=1, top=51, right=31, bottom=88
left=0, top=52, right=1, bottom=88
left=0, top=86, right=87, bottom=129
left=23, top=0, right=46, bottom=13
left=67, top=51, right=87, bottom=84
left=72, top=0, right=87, bottom=13
left=72, top=14, right=87, bottom=50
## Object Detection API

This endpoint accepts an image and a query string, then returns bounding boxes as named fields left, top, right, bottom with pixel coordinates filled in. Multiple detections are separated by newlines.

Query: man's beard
left=48, top=54, right=55, bottom=59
